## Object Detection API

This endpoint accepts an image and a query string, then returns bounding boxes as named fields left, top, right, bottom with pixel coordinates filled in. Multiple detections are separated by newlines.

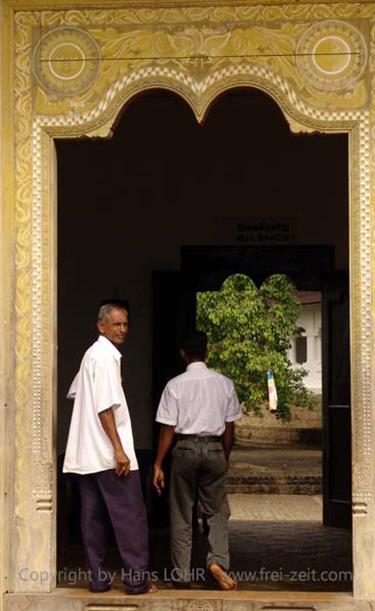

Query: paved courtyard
left=58, top=445, right=352, bottom=593
left=149, top=493, right=352, bottom=592
left=228, top=492, right=322, bottom=521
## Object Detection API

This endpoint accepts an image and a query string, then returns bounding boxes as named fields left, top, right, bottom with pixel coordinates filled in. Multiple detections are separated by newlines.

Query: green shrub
left=197, top=273, right=313, bottom=419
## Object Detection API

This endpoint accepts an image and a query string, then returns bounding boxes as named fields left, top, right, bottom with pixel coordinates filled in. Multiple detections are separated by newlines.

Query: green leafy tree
left=196, top=273, right=312, bottom=419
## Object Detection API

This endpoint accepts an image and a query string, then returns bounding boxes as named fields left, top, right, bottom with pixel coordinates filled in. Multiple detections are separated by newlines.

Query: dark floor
left=58, top=517, right=352, bottom=592
left=57, top=444, right=351, bottom=592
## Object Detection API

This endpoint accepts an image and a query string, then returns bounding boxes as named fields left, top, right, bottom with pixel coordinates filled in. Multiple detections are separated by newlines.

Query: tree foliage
left=196, top=273, right=312, bottom=419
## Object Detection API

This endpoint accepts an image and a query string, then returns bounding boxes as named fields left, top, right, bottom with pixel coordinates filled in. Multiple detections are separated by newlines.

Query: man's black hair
left=180, top=331, right=207, bottom=360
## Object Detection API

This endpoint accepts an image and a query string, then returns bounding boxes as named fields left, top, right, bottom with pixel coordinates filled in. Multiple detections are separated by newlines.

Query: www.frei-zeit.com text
left=18, top=566, right=352, bottom=586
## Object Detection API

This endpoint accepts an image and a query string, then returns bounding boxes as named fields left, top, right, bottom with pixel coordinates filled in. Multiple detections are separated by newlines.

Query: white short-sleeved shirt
left=155, top=361, right=242, bottom=436
left=63, top=335, right=138, bottom=474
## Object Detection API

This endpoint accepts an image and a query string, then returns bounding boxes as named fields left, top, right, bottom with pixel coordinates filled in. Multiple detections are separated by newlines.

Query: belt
left=175, top=434, right=222, bottom=443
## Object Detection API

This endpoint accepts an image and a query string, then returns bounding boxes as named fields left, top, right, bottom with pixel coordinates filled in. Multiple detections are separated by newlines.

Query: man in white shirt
left=153, top=331, right=241, bottom=590
left=63, top=303, right=156, bottom=595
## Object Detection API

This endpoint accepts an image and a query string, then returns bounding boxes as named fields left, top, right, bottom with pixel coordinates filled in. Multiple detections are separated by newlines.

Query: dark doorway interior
left=56, top=88, right=351, bottom=590
left=153, top=245, right=351, bottom=529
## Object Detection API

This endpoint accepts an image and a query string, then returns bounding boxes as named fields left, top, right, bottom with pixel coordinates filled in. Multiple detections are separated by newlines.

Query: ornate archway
left=2, top=2, right=375, bottom=606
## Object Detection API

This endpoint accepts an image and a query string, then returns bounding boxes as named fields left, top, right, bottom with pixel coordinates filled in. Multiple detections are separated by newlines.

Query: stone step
left=226, top=473, right=322, bottom=495
left=5, top=591, right=359, bottom=611
left=227, top=443, right=322, bottom=494
left=235, top=426, right=322, bottom=446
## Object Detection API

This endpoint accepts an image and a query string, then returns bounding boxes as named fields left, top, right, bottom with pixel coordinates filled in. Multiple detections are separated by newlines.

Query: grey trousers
left=169, top=437, right=230, bottom=582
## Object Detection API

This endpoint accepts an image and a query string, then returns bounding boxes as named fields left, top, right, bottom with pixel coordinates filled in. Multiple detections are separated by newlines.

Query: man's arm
left=222, top=421, right=235, bottom=471
left=99, top=408, right=130, bottom=477
left=152, top=424, right=175, bottom=495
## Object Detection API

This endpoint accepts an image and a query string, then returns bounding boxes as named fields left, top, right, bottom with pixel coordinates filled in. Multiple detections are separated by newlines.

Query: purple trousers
left=78, top=469, right=150, bottom=594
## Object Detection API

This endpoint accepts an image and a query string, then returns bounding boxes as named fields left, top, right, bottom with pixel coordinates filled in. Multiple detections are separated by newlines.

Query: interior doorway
left=56, top=87, right=351, bottom=591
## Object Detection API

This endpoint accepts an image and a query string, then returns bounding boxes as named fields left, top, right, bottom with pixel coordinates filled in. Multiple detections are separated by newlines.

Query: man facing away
left=153, top=331, right=242, bottom=590
left=63, top=303, right=156, bottom=595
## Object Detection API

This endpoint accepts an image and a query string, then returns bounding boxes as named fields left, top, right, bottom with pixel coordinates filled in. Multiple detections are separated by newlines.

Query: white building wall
left=288, top=303, right=322, bottom=394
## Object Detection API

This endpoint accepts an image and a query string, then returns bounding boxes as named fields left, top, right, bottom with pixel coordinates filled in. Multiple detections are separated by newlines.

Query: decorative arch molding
left=33, top=62, right=372, bottom=490
left=35, top=64, right=369, bottom=135
left=6, top=1, right=375, bottom=601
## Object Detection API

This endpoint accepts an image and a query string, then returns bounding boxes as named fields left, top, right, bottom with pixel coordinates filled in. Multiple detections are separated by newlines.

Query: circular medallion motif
left=296, top=20, right=367, bottom=91
left=32, top=27, right=101, bottom=96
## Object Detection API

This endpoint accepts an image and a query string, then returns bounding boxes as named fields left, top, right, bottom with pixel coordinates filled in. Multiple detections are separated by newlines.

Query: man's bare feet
left=127, top=582, right=157, bottom=595
left=209, top=564, right=237, bottom=590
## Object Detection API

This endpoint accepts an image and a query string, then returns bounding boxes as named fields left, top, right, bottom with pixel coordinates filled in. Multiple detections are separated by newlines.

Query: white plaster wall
left=289, top=303, right=322, bottom=393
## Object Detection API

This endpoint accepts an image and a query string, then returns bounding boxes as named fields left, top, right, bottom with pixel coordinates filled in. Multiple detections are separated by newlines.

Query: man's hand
left=222, top=421, right=234, bottom=469
left=98, top=408, right=130, bottom=476
left=153, top=465, right=165, bottom=495
left=115, top=448, right=130, bottom=477
left=152, top=424, right=175, bottom=495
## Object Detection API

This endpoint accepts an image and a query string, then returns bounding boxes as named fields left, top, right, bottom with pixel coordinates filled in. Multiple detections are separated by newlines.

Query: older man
left=153, top=331, right=241, bottom=590
left=63, top=303, right=156, bottom=595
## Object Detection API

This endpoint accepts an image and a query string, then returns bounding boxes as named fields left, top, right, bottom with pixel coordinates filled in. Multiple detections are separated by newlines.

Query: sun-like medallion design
left=32, top=26, right=101, bottom=96
left=296, top=20, right=367, bottom=91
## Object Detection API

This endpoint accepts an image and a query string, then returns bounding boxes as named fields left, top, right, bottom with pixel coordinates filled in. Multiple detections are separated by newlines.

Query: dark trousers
left=170, top=438, right=230, bottom=582
left=78, top=469, right=150, bottom=593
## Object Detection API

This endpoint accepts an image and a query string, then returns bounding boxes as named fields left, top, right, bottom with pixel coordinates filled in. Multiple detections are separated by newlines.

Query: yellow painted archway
left=1, top=1, right=375, bottom=607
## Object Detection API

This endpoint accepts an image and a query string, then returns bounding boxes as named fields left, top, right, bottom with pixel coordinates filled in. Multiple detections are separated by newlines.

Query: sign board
left=235, top=219, right=295, bottom=244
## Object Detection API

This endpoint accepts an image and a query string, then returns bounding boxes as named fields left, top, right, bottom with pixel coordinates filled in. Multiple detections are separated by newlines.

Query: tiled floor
left=229, top=493, right=322, bottom=521
left=58, top=492, right=351, bottom=591
left=58, top=445, right=351, bottom=593
left=148, top=493, right=351, bottom=592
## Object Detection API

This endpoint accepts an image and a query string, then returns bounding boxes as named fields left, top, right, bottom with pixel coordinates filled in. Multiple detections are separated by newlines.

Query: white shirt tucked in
left=63, top=335, right=138, bottom=474
left=156, top=361, right=242, bottom=436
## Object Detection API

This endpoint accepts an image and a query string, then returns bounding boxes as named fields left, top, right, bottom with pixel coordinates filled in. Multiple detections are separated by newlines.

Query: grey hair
left=97, top=303, right=127, bottom=322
